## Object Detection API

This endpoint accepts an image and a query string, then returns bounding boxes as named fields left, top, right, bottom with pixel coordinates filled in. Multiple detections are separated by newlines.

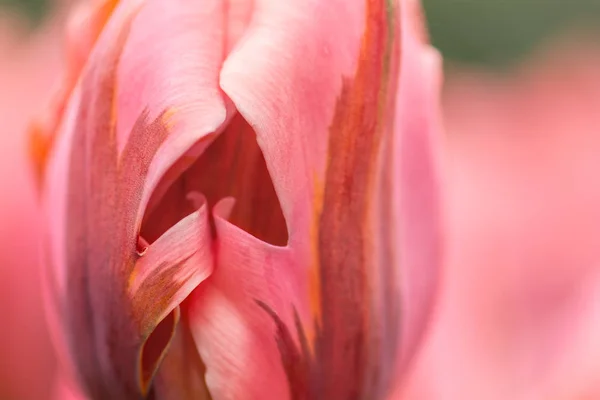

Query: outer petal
left=394, top=0, right=444, bottom=369
left=43, top=0, right=228, bottom=397
left=188, top=0, right=443, bottom=398
left=29, top=0, right=119, bottom=186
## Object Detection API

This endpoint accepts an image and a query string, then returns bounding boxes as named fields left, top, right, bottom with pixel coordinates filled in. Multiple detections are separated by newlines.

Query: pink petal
left=129, top=197, right=213, bottom=335
left=189, top=203, right=300, bottom=400
left=115, top=0, right=229, bottom=225
left=30, top=0, right=118, bottom=186
left=151, top=312, right=212, bottom=399
left=394, top=0, right=444, bottom=369
left=43, top=0, right=227, bottom=396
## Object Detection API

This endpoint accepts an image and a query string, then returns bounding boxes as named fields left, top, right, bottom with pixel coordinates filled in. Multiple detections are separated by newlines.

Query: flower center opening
left=140, top=111, right=288, bottom=247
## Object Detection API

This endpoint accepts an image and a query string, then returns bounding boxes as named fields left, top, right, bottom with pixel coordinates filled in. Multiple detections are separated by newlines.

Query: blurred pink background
left=0, top=4, right=66, bottom=398
left=402, top=37, right=600, bottom=399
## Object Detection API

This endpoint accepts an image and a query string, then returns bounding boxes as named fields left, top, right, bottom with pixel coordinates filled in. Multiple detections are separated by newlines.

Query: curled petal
left=189, top=201, right=301, bottom=400
left=129, top=197, right=213, bottom=395
left=129, top=197, right=213, bottom=335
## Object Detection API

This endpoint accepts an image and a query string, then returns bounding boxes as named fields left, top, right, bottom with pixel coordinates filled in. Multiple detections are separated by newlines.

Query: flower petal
left=115, top=0, right=230, bottom=227
left=129, top=198, right=213, bottom=335
left=189, top=201, right=302, bottom=400
left=43, top=4, right=143, bottom=395
left=43, top=0, right=228, bottom=396
left=394, top=0, right=444, bottom=369
left=152, top=312, right=212, bottom=400
left=29, top=0, right=120, bottom=187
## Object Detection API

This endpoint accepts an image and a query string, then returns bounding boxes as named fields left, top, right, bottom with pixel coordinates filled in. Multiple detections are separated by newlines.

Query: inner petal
left=141, top=112, right=288, bottom=247
left=139, top=309, right=179, bottom=395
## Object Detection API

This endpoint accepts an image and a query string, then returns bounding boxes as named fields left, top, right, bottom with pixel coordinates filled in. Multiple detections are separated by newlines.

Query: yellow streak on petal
left=128, top=268, right=138, bottom=291
left=161, top=107, right=178, bottom=131
left=28, top=0, right=122, bottom=190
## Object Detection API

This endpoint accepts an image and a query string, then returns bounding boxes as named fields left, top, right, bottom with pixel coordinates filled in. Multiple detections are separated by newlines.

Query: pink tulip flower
left=400, top=36, right=600, bottom=399
left=35, top=0, right=443, bottom=399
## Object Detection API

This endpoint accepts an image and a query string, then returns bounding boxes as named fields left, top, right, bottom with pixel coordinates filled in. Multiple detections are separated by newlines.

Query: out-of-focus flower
left=401, top=36, right=600, bottom=399
left=0, top=7, right=66, bottom=400
left=35, top=0, right=443, bottom=399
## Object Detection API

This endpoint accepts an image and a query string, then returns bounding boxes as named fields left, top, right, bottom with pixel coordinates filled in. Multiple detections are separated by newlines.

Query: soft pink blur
left=400, top=36, right=600, bottom=399
left=0, top=9, right=66, bottom=400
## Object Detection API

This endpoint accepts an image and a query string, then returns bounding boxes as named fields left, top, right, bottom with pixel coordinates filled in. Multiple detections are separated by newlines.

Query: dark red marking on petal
left=256, top=300, right=311, bottom=400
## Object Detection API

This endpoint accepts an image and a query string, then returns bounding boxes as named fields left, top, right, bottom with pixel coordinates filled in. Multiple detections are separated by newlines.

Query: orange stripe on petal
left=28, top=0, right=122, bottom=189
left=309, top=0, right=399, bottom=397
